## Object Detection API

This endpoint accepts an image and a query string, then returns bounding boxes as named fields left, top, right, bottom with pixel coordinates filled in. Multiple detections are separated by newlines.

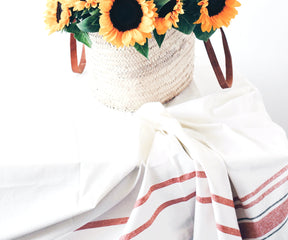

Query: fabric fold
left=2, top=80, right=288, bottom=240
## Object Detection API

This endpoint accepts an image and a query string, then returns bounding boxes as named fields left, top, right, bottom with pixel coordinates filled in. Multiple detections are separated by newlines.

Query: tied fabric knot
left=136, top=102, right=184, bottom=137
left=136, top=102, right=242, bottom=239
left=135, top=102, right=186, bottom=165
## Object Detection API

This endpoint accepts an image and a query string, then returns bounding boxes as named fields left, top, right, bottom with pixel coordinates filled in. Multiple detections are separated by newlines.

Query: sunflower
left=154, top=0, right=184, bottom=35
left=73, top=0, right=99, bottom=11
left=194, top=0, right=240, bottom=33
left=45, top=0, right=71, bottom=35
left=98, top=0, right=157, bottom=47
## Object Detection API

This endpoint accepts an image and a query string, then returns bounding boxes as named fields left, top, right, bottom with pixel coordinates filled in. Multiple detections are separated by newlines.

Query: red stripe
left=196, top=195, right=234, bottom=207
left=196, top=196, right=212, bottom=204
left=239, top=197, right=288, bottom=238
left=134, top=171, right=206, bottom=208
left=212, top=195, right=235, bottom=207
left=76, top=170, right=231, bottom=232
left=76, top=171, right=205, bottom=232
left=216, top=224, right=241, bottom=237
left=120, top=192, right=196, bottom=240
left=76, top=217, right=129, bottom=231
left=234, top=165, right=288, bottom=203
left=235, top=175, right=288, bottom=209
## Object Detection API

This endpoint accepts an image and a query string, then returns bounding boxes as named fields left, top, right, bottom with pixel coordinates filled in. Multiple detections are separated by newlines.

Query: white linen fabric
left=0, top=76, right=287, bottom=240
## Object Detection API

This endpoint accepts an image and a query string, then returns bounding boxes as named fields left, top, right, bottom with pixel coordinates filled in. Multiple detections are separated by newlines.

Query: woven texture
left=87, top=29, right=195, bottom=112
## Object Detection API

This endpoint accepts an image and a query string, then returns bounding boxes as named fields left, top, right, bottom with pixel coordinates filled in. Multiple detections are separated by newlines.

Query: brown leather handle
left=70, top=34, right=86, bottom=74
left=204, top=28, right=233, bottom=89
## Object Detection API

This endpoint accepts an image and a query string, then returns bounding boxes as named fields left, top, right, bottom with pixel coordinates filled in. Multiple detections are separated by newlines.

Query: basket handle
left=69, top=29, right=233, bottom=88
left=204, top=28, right=233, bottom=89
left=70, top=34, right=86, bottom=73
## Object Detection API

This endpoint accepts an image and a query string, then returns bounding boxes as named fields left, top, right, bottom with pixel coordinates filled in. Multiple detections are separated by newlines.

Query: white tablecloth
left=0, top=71, right=287, bottom=240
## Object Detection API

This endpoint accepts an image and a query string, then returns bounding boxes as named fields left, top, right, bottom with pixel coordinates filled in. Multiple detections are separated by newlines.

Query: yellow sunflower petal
left=45, top=0, right=71, bottom=34
left=114, top=31, right=124, bottom=47
left=131, top=29, right=143, bottom=43
left=98, top=0, right=157, bottom=47
left=73, top=1, right=86, bottom=11
left=103, top=29, right=118, bottom=42
left=195, top=0, right=241, bottom=32
left=154, top=0, right=183, bottom=35
left=122, top=30, right=133, bottom=46
left=100, top=0, right=114, bottom=12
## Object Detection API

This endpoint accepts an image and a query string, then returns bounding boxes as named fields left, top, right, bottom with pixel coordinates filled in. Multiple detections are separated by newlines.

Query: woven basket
left=87, top=29, right=195, bottom=112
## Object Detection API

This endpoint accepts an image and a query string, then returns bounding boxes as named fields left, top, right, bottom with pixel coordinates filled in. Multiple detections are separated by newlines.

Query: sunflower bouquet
left=45, top=0, right=240, bottom=57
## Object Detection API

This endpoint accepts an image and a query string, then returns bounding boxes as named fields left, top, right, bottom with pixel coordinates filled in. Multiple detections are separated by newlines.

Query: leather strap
left=204, top=28, right=233, bottom=89
left=70, top=33, right=86, bottom=73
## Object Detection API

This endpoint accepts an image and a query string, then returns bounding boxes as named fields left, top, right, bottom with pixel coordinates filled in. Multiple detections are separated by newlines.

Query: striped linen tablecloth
left=1, top=77, right=287, bottom=240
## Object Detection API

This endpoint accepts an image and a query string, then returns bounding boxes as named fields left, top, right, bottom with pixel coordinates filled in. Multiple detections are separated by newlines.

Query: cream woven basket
left=87, top=29, right=195, bottom=112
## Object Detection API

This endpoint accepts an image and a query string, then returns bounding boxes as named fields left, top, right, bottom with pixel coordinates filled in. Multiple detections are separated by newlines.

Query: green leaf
left=69, top=10, right=77, bottom=23
left=134, top=41, right=149, bottom=59
left=65, top=23, right=81, bottom=34
left=153, top=29, right=165, bottom=48
left=177, top=0, right=200, bottom=34
left=176, top=15, right=196, bottom=35
left=77, top=14, right=100, bottom=32
left=74, top=32, right=92, bottom=48
left=75, top=10, right=85, bottom=21
left=88, top=7, right=99, bottom=15
left=193, top=24, right=216, bottom=42
left=155, top=0, right=170, bottom=11
left=65, top=23, right=92, bottom=47
left=81, top=9, right=89, bottom=17
left=157, top=0, right=176, bottom=17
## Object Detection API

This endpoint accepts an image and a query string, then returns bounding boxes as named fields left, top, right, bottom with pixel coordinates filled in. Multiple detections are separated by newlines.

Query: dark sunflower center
left=158, top=0, right=176, bottom=18
left=207, top=0, right=226, bottom=16
left=110, top=0, right=143, bottom=31
left=56, top=1, right=62, bottom=23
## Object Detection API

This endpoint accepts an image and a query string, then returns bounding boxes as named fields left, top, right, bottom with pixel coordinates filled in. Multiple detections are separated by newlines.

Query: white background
left=0, top=0, right=288, bottom=134
left=201, top=0, right=288, bottom=132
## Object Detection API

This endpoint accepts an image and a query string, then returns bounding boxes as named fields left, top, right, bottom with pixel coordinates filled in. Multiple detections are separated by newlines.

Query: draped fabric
left=1, top=79, right=287, bottom=240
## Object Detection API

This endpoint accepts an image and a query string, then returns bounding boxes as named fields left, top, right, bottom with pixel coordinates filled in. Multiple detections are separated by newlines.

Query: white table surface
left=1, top=71, right=287, bottom=239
